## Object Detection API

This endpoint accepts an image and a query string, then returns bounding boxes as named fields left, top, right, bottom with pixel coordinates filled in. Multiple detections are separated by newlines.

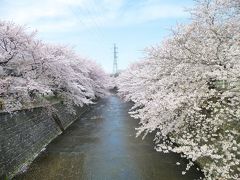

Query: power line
left=69, top=4, right=116, bottom=73
left=70, top=6, right=105, bottom=47
left=87, top=1, right=106, bottom=41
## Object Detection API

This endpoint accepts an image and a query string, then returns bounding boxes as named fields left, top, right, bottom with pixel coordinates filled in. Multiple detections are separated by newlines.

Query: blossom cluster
left=117, top=0, right=240, bottom=179
left=0, top=21, right=109, bottom=113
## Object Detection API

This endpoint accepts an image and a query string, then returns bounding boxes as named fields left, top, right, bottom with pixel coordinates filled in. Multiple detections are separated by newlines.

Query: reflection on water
left=16, top=153, right=86, bottom=179
left=14, top=95, right=203, bottom=180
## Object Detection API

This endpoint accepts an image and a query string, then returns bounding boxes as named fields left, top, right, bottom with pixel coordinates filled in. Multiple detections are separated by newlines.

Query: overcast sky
left=0, top=0, right=194, bottom=73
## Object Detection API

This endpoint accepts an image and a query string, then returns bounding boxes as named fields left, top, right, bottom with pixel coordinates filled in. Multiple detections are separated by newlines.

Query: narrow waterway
left=14, top=94, right=203, bottom=180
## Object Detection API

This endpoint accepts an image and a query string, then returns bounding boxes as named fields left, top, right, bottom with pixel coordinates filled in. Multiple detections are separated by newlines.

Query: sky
left=0, top=0, right=194, bottom=73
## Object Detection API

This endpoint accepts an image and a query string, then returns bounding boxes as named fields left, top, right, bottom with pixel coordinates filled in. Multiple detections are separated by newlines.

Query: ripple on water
left=14, top=95, right=204, bottom=180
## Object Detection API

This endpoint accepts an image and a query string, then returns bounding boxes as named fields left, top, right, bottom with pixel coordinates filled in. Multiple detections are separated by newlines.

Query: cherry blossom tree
left=0, top=21, right=109, bottom=113
left=117, top=0, right=240, bottom=179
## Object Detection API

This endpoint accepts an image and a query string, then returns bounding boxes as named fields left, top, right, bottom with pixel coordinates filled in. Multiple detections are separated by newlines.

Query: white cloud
left=0, top=0, right=188, bottom=33
left=119, top=4, right=187, bottom=25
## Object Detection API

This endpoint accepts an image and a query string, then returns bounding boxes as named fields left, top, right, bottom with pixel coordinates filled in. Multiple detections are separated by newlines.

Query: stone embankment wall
left=0, top=103, right=88, bottom=179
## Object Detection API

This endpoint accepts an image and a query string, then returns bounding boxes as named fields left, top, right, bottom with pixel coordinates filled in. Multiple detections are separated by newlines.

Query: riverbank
left=14, top=95, right=203, bottom=180
left=0, top=102, right=89, bottom=179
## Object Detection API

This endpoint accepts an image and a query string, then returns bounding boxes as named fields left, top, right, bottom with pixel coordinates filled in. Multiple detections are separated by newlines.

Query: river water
left=14, top=94, right=203, bottom=180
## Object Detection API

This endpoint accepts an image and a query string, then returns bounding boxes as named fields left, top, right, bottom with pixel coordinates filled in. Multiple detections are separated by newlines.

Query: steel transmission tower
left=113, top=43, right=118, bottom=75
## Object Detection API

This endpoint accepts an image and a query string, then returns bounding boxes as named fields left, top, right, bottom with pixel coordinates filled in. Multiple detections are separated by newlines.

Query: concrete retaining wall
left=0, top=103, right=88, bottom=179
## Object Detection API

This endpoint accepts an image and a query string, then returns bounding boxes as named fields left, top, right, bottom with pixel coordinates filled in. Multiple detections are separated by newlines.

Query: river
left=14, top=94, right=203, bottom=180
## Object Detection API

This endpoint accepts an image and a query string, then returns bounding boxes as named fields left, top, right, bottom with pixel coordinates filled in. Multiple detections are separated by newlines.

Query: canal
left=14, top=94, right=203, bottom=180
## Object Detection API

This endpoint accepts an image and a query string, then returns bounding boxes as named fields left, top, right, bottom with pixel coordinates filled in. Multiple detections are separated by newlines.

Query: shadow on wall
left=0, top=103, right=89, bottom=179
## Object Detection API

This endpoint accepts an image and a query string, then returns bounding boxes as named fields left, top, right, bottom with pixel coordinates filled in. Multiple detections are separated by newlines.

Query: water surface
left=14, top=94, right=203, bottom=180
